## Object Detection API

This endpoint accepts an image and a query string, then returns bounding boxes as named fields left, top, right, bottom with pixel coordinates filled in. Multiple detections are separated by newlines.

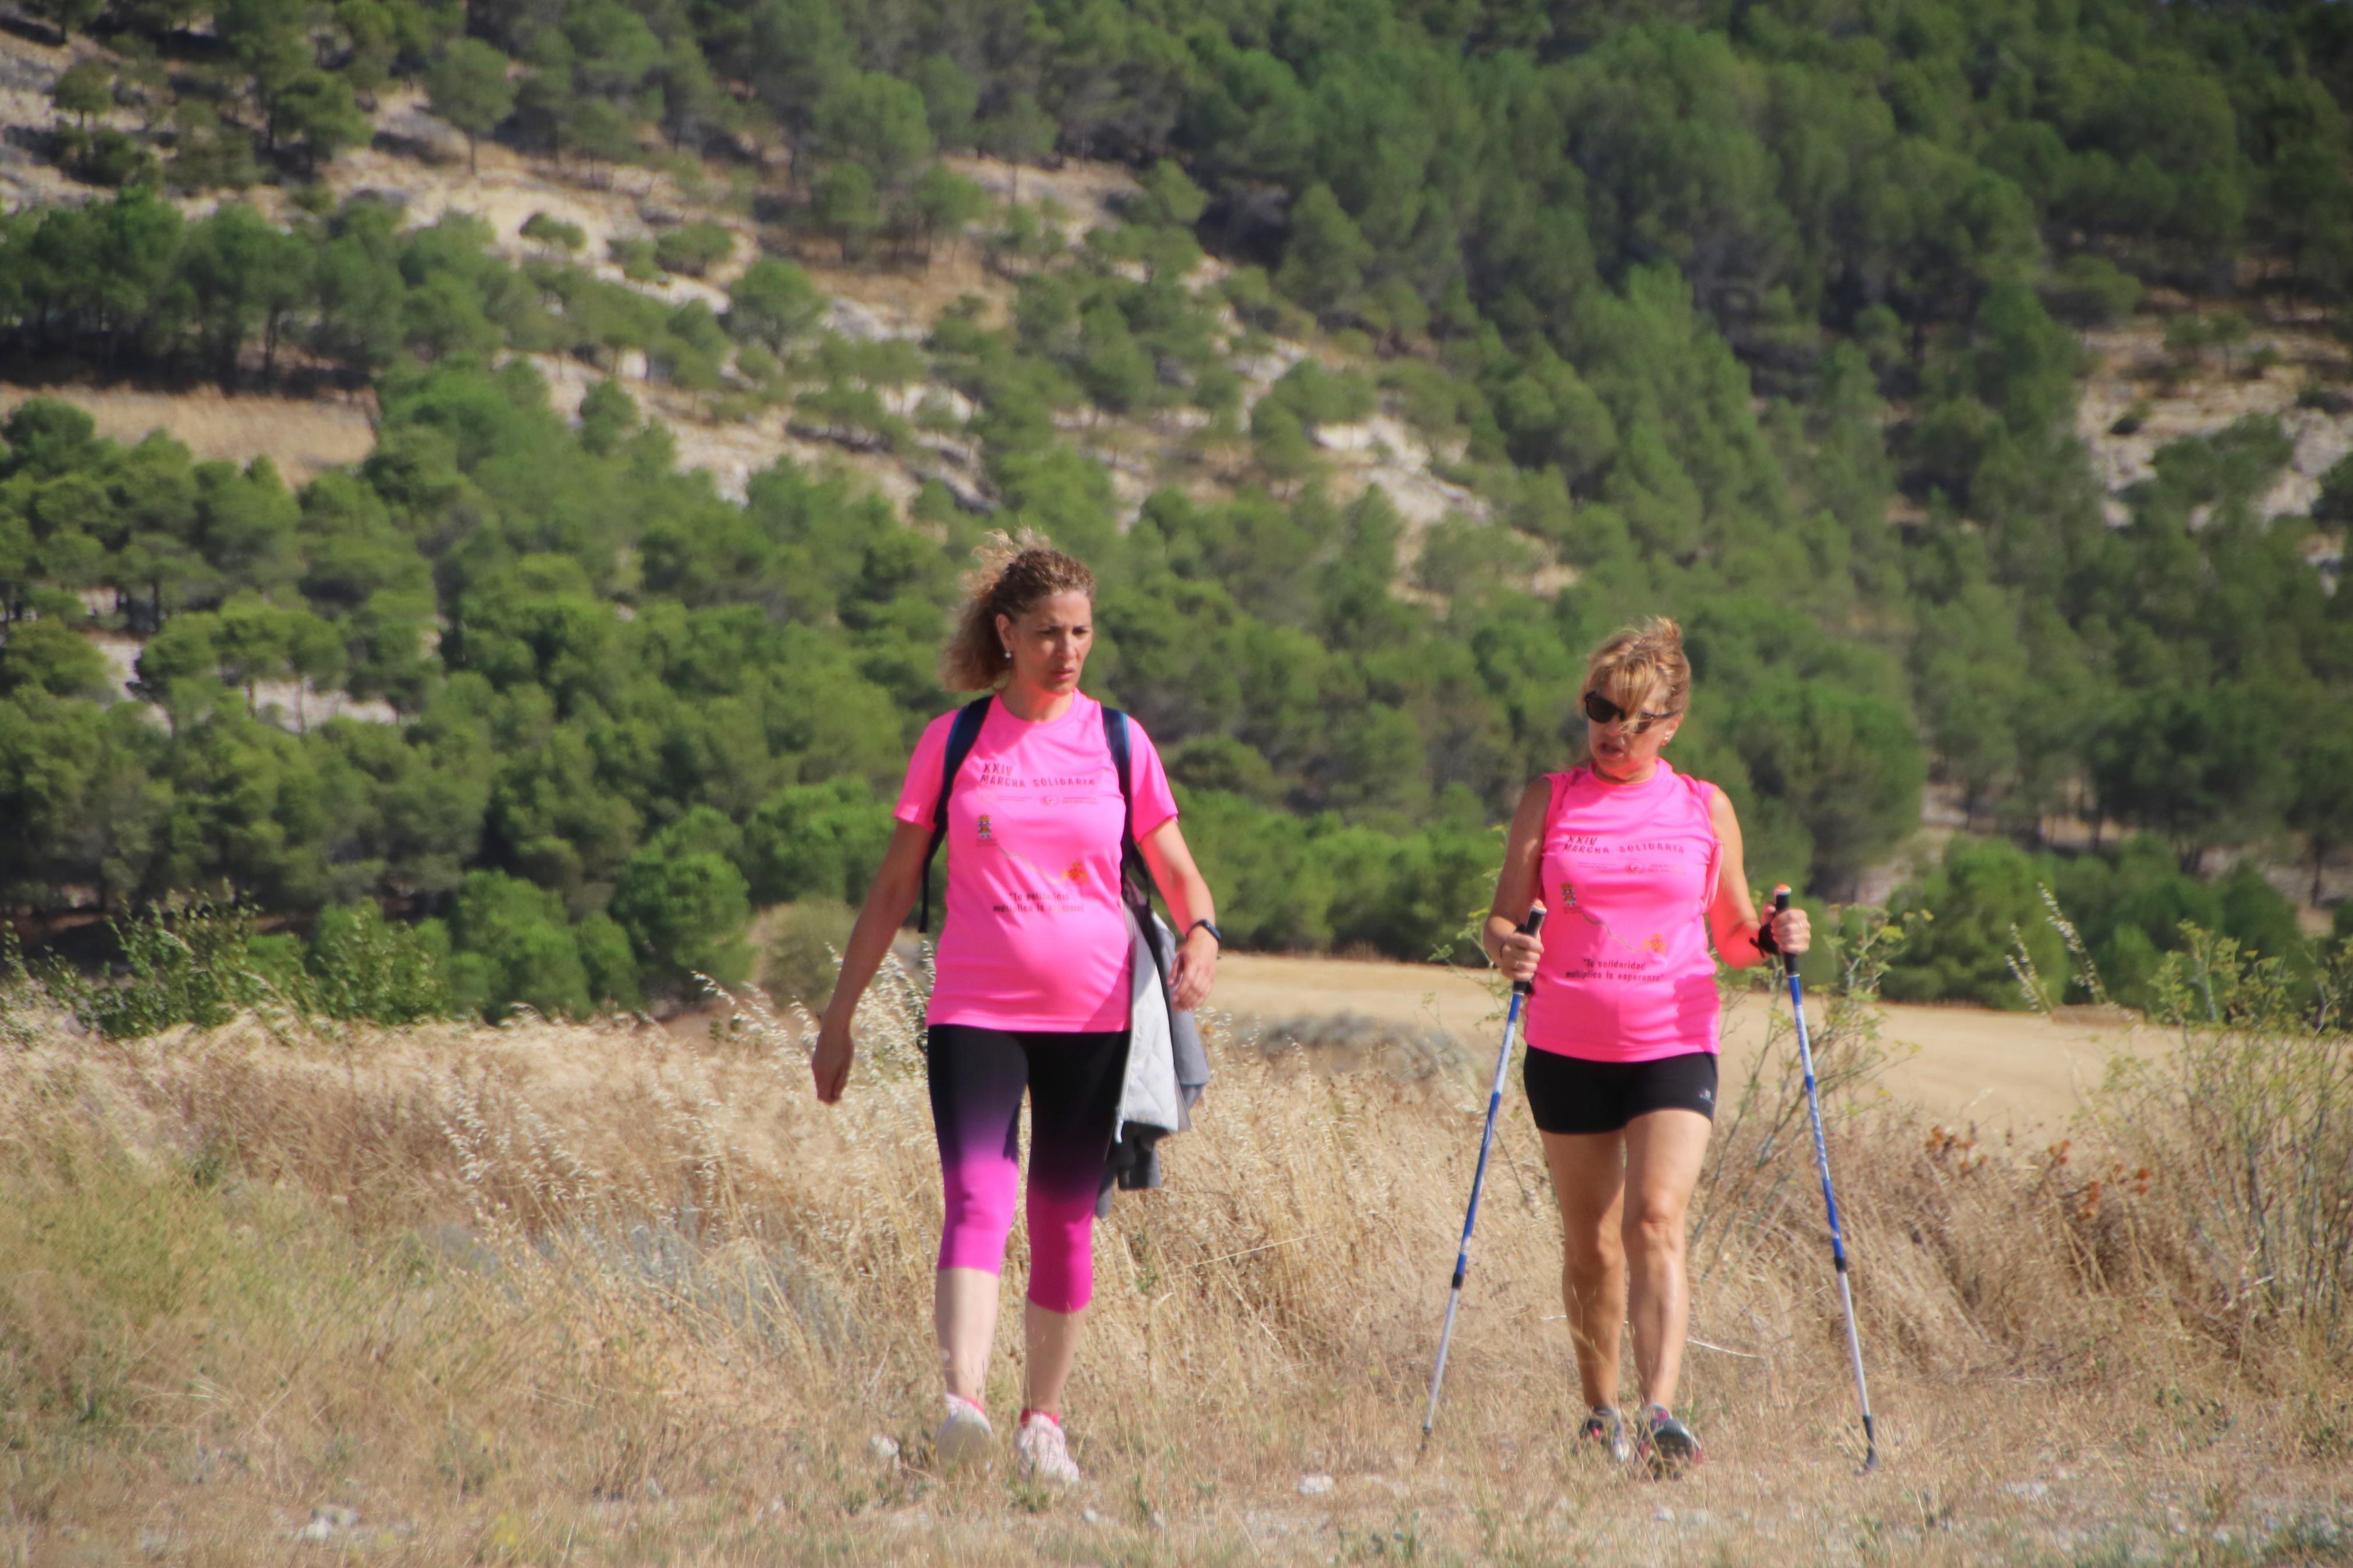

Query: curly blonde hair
left=1581, top=616, right=1691, bottom=723
left=939, top=532, right=1098, bottom=692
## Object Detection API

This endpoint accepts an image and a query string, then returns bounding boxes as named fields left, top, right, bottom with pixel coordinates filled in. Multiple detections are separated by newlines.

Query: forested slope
left=2, top=0, right=2351, bottom=1015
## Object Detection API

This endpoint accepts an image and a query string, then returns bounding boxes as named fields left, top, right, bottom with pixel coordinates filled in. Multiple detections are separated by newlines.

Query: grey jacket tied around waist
left=1098, top=905, right=1209, bottom=1215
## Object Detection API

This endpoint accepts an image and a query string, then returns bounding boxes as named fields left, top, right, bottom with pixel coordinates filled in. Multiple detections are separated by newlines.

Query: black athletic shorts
left=1522, top=1048, right=1718, bottom=1135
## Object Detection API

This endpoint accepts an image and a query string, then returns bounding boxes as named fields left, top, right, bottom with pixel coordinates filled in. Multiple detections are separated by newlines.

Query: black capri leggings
left=927, top=1023, right=1126, bottom=1313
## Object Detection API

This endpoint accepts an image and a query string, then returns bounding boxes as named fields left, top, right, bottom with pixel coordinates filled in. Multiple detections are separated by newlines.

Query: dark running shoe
left=1580, top=1405, right=1632, bottom=1463
left=1638, top=1405, right=1703, bottom=1477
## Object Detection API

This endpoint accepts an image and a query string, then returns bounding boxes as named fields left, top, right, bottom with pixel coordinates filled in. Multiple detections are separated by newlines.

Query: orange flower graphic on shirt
left=1559, top=880, right=1671, bottom=961
left=1065, top=862, right=1089, bottom=884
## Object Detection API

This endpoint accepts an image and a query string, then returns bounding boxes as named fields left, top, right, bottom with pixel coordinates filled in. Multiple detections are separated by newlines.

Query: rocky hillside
left=2, top=4, right=2349, bottom=1000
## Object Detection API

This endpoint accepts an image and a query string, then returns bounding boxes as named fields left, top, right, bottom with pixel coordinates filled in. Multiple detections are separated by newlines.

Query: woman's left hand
left=1170, top=925, right=1218, bottom=1011
left=1765, top=904, right=1811, bottom=957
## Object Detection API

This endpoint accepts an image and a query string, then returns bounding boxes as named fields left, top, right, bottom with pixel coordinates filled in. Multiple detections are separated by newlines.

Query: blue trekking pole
left=1773, top=885, right=1879, bottom=1473
left=1422, top=906, right=1545, bottom=1442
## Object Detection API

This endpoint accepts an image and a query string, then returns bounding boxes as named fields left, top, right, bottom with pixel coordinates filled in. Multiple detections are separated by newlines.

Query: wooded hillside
left=2, top=0, right=2350, bottom=1014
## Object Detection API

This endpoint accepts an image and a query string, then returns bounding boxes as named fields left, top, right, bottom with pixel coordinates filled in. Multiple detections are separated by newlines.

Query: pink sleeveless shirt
left=1524, top=761, right=1724, bottom=1063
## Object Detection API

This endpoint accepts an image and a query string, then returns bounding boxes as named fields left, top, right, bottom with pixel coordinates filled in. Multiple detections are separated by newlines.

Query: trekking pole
left=1773, top=885, right=1879, bottom=1473
left=1422, top=906, right=1545, bottom=1443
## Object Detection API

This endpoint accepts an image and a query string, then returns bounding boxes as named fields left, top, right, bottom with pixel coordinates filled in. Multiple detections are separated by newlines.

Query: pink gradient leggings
left=925, top=1024, right=1126, bottom=1314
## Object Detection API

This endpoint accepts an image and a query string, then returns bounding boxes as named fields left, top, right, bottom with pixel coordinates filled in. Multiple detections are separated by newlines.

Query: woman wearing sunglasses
left=1482, top=617, right=1808, bottom=1474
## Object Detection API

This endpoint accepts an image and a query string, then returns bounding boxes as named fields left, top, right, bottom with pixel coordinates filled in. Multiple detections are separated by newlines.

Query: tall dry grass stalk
left=0, top=940, right=2348, bottom=1563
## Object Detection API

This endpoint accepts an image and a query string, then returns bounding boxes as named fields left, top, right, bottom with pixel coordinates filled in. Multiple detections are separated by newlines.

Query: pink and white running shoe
left=935, top=1393, right=993, bottom=1473
left=1015, top=1409, right=1083, bottom=1486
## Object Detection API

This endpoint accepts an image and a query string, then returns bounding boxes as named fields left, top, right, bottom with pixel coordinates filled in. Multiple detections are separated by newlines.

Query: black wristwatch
left=1188, top=918, right=1223, bottom=947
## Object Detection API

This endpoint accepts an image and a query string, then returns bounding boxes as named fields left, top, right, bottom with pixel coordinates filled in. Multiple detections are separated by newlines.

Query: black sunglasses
left=1582, top=689, right=1682, bottom=733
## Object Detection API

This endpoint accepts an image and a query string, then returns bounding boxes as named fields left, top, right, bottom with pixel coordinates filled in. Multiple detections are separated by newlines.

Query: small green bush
left=521, top=211, right=587, bottom=254
left=45, top=899, right=274, bottom=1039
left=653, top=220, right=735, bottom=277
left=2041, top=254, right=2142, bottom=327
left=608, top=237, right=659, bottom=282
left=304, top=901, right=453, bottom=1023
left=612, top=848, right=752, bottom=991
left=765, top=899, right=856, bottom=1007
left=1413, top=516, right=1541, bottom=597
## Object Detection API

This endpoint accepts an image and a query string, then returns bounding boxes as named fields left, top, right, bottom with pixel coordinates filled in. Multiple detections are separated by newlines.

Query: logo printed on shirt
left=1557, top=880, right=1672, bottom=966
left=976, top=814, right=994, bottom=843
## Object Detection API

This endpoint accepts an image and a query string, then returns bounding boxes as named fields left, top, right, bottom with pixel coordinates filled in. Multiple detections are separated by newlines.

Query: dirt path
left=1212, top=952, right=2145, bottom=1130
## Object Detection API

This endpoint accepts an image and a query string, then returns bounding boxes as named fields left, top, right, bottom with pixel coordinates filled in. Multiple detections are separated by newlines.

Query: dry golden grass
left=1, top=963, right=2348, bottom=1565
left=0, top=385, right=378, bottom=490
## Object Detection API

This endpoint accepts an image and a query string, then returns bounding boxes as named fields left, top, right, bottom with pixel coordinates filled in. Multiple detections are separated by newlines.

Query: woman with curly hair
left=814, top=538, right=1220, bottom=1487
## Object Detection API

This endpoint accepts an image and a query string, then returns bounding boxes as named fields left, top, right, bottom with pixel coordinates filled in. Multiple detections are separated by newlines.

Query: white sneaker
left=935, top=1393, right=993, bottom=1472
left=1015, top=1410, right=1082, bottom=1486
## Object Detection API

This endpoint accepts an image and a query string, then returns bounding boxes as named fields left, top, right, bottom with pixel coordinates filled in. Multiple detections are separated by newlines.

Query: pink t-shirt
left=895, top=692, right=1180, bottom=1032
left=1524, top=762, right=1724, bottom=1063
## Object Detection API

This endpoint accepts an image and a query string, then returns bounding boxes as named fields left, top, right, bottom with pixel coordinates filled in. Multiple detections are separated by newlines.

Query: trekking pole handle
left=1511, top=906, right=1546, bottom=996
left=1772, top=885, right=1794, bottom=978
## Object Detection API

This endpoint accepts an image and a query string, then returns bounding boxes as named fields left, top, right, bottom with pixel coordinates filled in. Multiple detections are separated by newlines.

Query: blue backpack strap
left=918, top=696, right=994, bottom=934
left=1101, top=705, right=1149, bottom=915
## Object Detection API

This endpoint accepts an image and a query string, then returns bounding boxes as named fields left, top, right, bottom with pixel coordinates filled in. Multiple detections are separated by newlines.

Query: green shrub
left=1883, top=836, right=2064, bottom=1009
left=59, top=126, right=159, bottom=187
left=2041, top=254, right=2142, bottom=327
left=1255, top=359, right=1375, bottom=436
left=1413, top=516, right=1541, bottom=597
left=741, top=780, right=897, bottom=906
left=725, top=258, right=824, bottom=352
left=1174, top=786, right=1499, bottom=962
left=45, top=899, right=274, bottom=1039
left=520, top=211, right=586, bottom=254
left=765, top=899, right=856, bottom=1007
left=1890, top=835, right=2315, bottom=1012
left=446, top=872, right=594, bottom=1021
left=303, top=901, right=453, bottom=1023
left=612, top=849, right=752, bottom=990
left=574, top=911, right=643, bottom=1012
left=608, top=237, right=658, bottom=282
left=653, top=221, right=734, bottom=277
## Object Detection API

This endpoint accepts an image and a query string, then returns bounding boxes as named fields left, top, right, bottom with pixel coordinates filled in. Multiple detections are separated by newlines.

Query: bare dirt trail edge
left=1215, top=951, right=2141, bottom=1129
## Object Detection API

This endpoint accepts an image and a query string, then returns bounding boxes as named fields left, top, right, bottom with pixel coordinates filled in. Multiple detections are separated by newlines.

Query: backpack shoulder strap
left=1101, top=705, right=1148, bottom=912
left=1102, top=705, right=1133, bottom=805
left=917, top=696, right=994, bottom=934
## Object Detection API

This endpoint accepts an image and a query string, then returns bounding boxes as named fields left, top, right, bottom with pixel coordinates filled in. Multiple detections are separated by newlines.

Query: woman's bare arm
left=811, top=819, right=933, bottom=1103
left=1705, top=789, right=1807, bottom=966
left=1483, top=778, right=1552, bottom=983
left=1140, top=817, right=1218, bottom=1011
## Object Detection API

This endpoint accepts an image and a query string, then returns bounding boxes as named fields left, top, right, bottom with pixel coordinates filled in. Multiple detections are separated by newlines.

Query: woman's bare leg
left=1620, top=1109, right=1712, bottom=1410
left=1541, top=1129, right=1628, bottom=1409
left=935, top=1266, right=1000, bottom=1403
left=1023, top=1301, right=1083, bottom=1413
